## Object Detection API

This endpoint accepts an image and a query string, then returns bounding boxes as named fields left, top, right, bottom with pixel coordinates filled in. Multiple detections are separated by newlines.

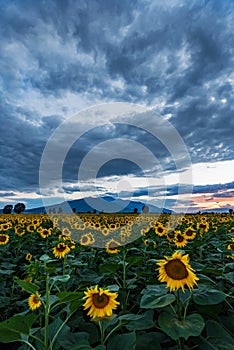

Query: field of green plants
left=0, top=213, right=234, bottom=350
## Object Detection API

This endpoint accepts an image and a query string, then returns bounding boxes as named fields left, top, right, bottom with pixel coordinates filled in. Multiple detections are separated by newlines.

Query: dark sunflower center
left=157, top=227, right=163, bottom=233
left=168, top=231, right=175, bottom=239
left=57, top=245, right=66, bottom=252
left=165, top=259, right=188, bottom=280
left=0, top=236, right=6, bottom=242
left=33, top=296, right=40, bottom=304
left=186, top=229, right=193, bottom=236
left=109, top=242, right=118, bottom=249
left=92, top=293, right=109, bottom=308
left=176, top=234, right=184, bottom=242
left=230, top=244, right=234, bottom=251
left=199, top=224, right=207, bottom=229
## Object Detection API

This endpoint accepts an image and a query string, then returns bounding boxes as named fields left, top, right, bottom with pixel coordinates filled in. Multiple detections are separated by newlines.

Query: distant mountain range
left=0, top=197, right=232, bottom=214
left=23, top=196, right=173, bottom=214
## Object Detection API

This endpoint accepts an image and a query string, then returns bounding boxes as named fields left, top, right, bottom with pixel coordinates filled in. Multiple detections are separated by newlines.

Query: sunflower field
left=0, top=212, right=234, bottom=350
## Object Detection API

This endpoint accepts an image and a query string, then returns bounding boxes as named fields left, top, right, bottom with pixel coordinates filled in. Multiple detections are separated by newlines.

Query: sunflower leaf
left=193, top=287, right=227, bottom=305
left=158, top=312, right=205, bottom=340
left=140, top=293, right=175, bottom=309
left=14, top=278, right=39, bottom=294
left=107, top=331, right=136, bottom=350
left=0, top=314, right=38, bottom=343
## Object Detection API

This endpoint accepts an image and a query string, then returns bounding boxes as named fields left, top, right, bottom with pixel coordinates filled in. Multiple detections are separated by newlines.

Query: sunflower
left=0, top=234, right=9, bottom=245
left=227, top=243, right=234, bottom=260
left=154, top=224, right=166, bottom=237
left=174, top=231, right=188, bottom=248
left=1, top=222, right=11, bottom=231
left=26, top=253, right=32, bottom=261
left=197, top=221, right=209, bottom=235
left=101, top=227, right=110, bottom=236
left=105, top=239, right=120, bottom=254
left=184, top=227, right=196, bottom=240
left=14, top=225, right=26, bottom=236
left=39, top=228, right=52, bottom=239
left=52, top=242, right=70, bottom=259
left=83, top=285, right=119, bottom=320
left=28, top=292, right=42, bottom=310
left=80, top=232, right=95, bottom=246
left=156, top=251, right=199, bottom=292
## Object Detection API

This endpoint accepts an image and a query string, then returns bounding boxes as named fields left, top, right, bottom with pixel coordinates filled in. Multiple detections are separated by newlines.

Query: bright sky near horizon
left=0, top=0, right=234, bottom=213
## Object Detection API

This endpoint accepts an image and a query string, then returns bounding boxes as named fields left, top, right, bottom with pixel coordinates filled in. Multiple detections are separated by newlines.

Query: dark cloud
left=0, top=0, right=233, bottom=208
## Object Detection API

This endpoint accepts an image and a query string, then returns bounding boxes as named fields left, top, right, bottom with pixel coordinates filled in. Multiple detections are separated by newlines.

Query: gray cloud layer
left=0, top=0, right=233, bottom=204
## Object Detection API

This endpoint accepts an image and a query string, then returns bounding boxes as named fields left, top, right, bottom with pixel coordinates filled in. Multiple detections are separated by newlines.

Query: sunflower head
left=52, top=242, right=70, bottom=259
left=156, top=251, right=199, bottom=292
left=0, top=234, right=9, bottom=245
left=83, top=285, right=119, bottom=320
left=105, top=239, right=120, bottom=254
left=28, top=292, right=42, bottom=311
left=26, top=253, right=32, bottom=261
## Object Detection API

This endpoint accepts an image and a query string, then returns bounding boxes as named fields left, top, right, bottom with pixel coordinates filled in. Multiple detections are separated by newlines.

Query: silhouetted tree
left=229, top=209, right=233, bottom=214
left=58, top=207, right=63, bottom=213
left=3, top=204, right=13, bottom=214
left=142, top=205, right=149, bottom=214
left=14, top=203, right=26, bottom=214
left=72, top=208, right=76, bottom=213
left=133, top=208, right=138, bottom=214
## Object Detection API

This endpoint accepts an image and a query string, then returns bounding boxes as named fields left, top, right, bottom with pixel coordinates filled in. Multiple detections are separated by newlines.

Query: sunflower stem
left=63, top=255, right=67, bottom=275
left=98, top=321, right=105, bottom=345
left=122, top=248, right=128, bottom=311
left=104, top=321, right=123, bottom=344
left=44, top=268, right=50, bottom=350
left=176, top=290, right=182, bottom=320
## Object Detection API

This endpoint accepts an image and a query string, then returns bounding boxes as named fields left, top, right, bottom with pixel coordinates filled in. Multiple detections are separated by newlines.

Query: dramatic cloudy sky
left=0, top=0, right=234, bottom=212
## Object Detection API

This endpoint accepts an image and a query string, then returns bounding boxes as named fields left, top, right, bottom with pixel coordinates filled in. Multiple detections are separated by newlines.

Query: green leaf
left=223, top=272, right=234, bottom=284
left=14, top=278, right=39, bottom=294
left=0, top=314, right=37, bottom=343
left=140, top=293, right=175, bottom=309
left=107, top=332, right=136, bottom=350
left=193, top=288, right=227, bottom=305
left=126, top=311, right=154, bottom=331
left=58, top=330, right=90, bottom=350
left=136, top=332, right=165, bottom=350
left=105, top=284, right=119, bottom=292
left=50, top=275, right=70, bottom=283
left=141, top=284, right=169, bottom=295
left=56, top=291, right=84, bottom=303
left=126, top=255, right=143, bottom=266
left=158, top=312, right=205, bottom=340
left=99, top=263, right=118, bottom=273
left=199, top=320, right=234, bottom=350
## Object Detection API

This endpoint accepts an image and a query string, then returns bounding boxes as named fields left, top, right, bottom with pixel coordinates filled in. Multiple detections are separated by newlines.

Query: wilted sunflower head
left=156, top=251, right=199, bottom=292
left=83, top=285, right=119, bottom=320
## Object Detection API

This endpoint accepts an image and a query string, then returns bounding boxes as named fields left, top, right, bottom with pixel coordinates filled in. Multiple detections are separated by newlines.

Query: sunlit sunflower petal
left=83, top=285, right=119, bottom=320
left=156, top=251, right=199, bottom=292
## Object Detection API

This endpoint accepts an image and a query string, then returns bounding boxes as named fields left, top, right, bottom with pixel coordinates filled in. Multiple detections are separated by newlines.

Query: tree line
left=2, top=203, right=26, bottom=214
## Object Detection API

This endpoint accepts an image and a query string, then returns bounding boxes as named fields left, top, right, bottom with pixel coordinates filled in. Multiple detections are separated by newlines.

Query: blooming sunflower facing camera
left=52, top=242, right=70, bottom=259
left=156, top=251, right=199, bottom=292
left=83, top=285, right=119, bottom=320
